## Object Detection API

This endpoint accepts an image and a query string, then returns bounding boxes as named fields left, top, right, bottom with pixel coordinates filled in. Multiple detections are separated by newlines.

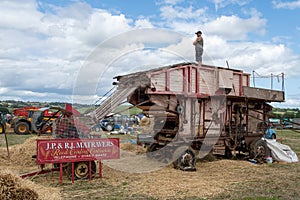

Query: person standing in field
left=193, top=31, right=204, bottom=65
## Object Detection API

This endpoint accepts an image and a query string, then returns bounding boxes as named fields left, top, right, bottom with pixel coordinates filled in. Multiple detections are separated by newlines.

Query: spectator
left=193, top=31, right=204, bottom=65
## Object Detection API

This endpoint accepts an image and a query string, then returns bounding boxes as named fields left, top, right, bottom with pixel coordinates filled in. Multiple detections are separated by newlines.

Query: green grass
left=75, top=104, right=143, bottom=116
left=104, top=133, right=136, bottom=142
left=212, top=129, right=300, bottom=200
left=0, top=133, right=35, bottom=147
left=275, top=129, right=300, bottom=139
left=0, top=131, right=136, bottom=149
left=113, top=105, right=142, bottom=116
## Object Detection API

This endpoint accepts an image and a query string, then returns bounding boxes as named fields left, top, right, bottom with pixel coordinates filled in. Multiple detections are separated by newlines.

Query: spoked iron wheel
left=250, top=139, right=271, bottom=163
left=67, top=161, right=96, bottom=180
left=173, top=145, right=196, bottom=171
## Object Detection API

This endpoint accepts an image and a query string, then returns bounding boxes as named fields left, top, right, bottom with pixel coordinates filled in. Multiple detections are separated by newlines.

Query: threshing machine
left=92, top=62, right=285, bottom=170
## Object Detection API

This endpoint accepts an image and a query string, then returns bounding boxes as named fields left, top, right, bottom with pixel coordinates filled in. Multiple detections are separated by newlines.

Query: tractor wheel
left=0, top=123, right=5, bottom=134
left=67, top=161, right=96, bottom=180
left=172, top=145, right=196, bottom=171
left=250, top=139, right=271, bottom=163
left=14, top=122, right=29, bottom=135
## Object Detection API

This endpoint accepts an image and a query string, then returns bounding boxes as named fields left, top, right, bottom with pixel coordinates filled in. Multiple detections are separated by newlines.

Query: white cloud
left=272, top=98, right=300, bottom=108
left=157, top=4, right=208, bottom=35
left=72, top=29, right=187, bottom=104
left=0, top=0, right=43, bottom=31
left=0, top=0, right=299, bottom=108
left=208, top=0, right=251, bottom=11
left=201, top=35, right=300, bottom=79
left=0, top=0, right=137, bottom=103
left=241, top=7, right=263, bottom=18
left=157, top=0, right=184, bottom=6
left=204, top=15, right=266, bottom=40
left=76, top=11, right=132, bottom=46
left=134, top=18, right=154, bottom=29
left=160, top=5, right=206, bottom=21
left=272, top=0, right=300, bottom=9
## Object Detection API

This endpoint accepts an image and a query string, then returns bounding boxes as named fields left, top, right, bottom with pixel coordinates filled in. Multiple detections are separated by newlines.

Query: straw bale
left=10, top=136, right=51, bottom=167
left=138, top=117, right=154, bottom=132
left=0, top=170, right=62, bottom=200
left=139, top=117, right=151, bottom=127
left=120, top=142, right=146, bottom=154
left=0, top=170, right=38, bottom=200
left=24, top=178, right=62, bottom=200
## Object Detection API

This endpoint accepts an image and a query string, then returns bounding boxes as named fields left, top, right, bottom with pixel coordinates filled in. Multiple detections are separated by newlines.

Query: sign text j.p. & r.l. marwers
left=37, top=138, right=120, bottom=164
left=45, top=140, right=114, bottom=150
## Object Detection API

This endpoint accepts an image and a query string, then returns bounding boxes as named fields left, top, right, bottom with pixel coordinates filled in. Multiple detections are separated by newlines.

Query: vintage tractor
left=11, top=107, right=60, bottom=135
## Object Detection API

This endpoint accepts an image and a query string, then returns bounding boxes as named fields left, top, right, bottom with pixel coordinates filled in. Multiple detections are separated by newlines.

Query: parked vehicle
left=283, top=122, right=293, bottom=129
left=265, top=126, right=276, bottom=139
left=92, top=114, right=139, bottom=133
left=0, top=112, right=6, bottom=134
left=10, top=107, right=60, bottom=134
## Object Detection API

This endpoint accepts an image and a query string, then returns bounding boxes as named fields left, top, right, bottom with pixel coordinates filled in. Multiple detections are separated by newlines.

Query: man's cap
left=195, top=31, right=202, bottom=34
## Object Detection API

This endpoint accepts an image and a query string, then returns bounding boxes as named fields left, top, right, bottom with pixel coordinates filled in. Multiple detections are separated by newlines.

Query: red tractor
left=10, top=107, right=60, bottom=135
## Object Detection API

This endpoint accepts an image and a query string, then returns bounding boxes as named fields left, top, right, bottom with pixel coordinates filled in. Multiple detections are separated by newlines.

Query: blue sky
left=0, top=0, right=300, bottom=107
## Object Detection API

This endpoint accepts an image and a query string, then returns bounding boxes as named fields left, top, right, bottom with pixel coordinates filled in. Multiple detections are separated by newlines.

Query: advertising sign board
left=36, top=138, right=120, bottom=164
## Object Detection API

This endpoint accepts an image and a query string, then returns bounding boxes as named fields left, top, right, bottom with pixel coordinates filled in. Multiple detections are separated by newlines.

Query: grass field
left=213, top=129, right=300, bottom=200
left=1, top=129, right=299, bottom=199
left=0, top=132, right=34, bottom=147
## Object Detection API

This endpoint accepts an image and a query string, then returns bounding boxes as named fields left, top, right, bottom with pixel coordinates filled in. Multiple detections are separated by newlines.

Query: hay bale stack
left=0, top=170, right=62, bottom=200
left=0, top=170, right=38, bottom=200
left=10, top=136, right=51, bottom=167
left=10, top=137, right=38, bottom=166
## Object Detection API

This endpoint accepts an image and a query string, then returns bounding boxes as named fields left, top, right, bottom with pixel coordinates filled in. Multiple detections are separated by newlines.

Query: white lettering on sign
left=45, top=141, right=114, bottom=150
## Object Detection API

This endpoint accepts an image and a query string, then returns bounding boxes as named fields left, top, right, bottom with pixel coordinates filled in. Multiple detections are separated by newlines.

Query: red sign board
left=36, top=138, right=120, bottom=164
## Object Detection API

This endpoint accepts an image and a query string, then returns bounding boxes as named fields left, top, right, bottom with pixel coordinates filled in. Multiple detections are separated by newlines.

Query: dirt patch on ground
left=103, top=159, right=263, bottom=199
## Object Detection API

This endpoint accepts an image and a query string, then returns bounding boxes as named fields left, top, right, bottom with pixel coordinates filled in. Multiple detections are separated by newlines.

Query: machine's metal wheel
left=94, top=126, right=100, bottom=132
left=147, top=143, right=172, bottom=163
left=250, top=139, right=270, bottom=163
left=172, top=145, right=196, bottom=171
left=14, top=122, right=29, bottom=134
left=147, top=143, right=162, bottom=158
left=104, top=123, right=114, bottom=132
left=71, top=161, right=96, bottom=180
left=225, top=147, right=233, bottom=159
